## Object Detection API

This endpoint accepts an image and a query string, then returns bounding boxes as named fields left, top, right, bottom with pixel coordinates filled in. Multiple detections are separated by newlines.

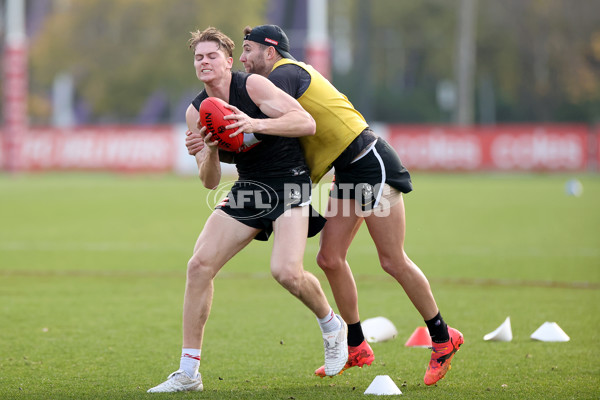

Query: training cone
left=530, top=322, right=570, bottom=342
left=404, top=326, right=432, bottom=348
left=483, top=317, right=513, bottom=342
left=364, top=375, right=402, bottom=395
left=362, top=317, right=398, bottom=343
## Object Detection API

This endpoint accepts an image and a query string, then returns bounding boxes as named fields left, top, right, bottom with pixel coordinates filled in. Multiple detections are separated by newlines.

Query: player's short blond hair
left=188, top=27, right=235, bottom=58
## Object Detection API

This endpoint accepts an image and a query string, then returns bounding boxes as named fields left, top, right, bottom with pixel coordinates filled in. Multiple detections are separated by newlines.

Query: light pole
left=3, top=0, right=28, bottom=172
left=455, top=0, right=477, bottom=126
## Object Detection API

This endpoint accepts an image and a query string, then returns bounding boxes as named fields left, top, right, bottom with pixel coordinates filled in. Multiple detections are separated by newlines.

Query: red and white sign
left=387, top=126, right=483, bottom=170
left=387, top=124, right=591, bottom=171
left=16, top=126, right=177, bottom=172
left=0, top=124, right=597, bottom=173
left=488, top=127, right=587, bottom=170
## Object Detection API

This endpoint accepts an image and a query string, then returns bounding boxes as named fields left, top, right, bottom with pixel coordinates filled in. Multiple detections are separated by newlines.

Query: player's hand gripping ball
left=199, top=97, right=243, bottom=152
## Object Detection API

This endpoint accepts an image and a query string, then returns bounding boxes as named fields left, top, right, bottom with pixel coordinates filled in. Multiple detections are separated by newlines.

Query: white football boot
left=147, top=369, right=203, bottom=393
left=323, top=315, right=349, bottom=376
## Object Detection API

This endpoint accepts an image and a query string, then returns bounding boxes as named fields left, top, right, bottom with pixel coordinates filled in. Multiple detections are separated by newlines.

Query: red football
left=199, top=97, right=243, bottom=152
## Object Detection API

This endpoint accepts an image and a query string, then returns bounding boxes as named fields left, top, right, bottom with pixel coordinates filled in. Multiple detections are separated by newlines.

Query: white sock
left=180, top=348, right=201, bottom=378
left=317, top=308, right=341, bottom=333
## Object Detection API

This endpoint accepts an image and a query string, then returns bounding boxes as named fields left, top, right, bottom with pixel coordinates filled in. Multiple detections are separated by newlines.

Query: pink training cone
left=405, top=326, right=432, bottom=347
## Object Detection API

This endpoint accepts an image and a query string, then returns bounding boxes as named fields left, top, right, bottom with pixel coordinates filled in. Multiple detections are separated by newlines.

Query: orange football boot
left=424, top=327, right=464, bottom=385
left=314, top=340, right=375, bottom=377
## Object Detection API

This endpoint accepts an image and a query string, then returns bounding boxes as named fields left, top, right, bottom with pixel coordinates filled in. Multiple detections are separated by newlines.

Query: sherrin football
left=199, top=97, right=243, bottom=152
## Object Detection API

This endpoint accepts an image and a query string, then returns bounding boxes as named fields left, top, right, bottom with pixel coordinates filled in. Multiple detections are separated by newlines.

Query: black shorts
left=331, top=138, right=413, bottom=211
left=216, top=174, right=326, bottom=241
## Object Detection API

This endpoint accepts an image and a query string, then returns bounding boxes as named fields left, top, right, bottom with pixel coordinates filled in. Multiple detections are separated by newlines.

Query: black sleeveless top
left=192, top=71, right=309, bottom=180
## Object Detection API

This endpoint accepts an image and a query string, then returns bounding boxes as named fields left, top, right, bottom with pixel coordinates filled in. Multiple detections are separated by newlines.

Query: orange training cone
left=405, top=326, right=432, bottom=347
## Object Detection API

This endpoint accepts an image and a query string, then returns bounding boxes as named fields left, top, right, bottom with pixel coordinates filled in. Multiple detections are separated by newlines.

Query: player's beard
left=248, top=56, right=271, bottom=77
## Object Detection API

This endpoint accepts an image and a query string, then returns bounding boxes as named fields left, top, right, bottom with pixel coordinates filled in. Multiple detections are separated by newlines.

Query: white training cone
left=362, top=317, right=398, bottom=343
left=530, top=322, right=570, bottom=342
left=364, top=375, right=402, bottom=395
left=483, top=317, right=513, bottom=342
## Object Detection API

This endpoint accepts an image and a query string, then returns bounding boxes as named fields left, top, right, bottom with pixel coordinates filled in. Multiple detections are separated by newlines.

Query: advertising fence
left=386, top=124, right=593, bottom=171
left=0, top=124, right=597, bottom=173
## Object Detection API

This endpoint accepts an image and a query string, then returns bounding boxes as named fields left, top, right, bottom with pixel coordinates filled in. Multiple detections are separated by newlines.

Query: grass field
left=0, top=172, right=598, bottom=399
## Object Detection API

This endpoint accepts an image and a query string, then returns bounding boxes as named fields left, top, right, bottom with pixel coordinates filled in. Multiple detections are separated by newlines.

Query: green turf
left=0, top=172, right=598, bottom=399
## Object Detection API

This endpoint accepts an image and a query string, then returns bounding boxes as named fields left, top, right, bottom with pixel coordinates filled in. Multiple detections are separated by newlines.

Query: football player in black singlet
left=148, top=27, right=348, bottom=393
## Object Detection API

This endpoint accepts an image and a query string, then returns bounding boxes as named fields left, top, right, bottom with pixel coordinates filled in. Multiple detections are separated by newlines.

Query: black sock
left=347, top=321, right=365, bottom=347
left=425, top=311, right=449, bottom=343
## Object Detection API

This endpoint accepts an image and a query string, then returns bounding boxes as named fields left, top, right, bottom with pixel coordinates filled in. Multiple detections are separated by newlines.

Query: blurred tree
left=23, top=0, right=600, bottom=124
left=331, top=0, right=457, bottom=122
left=28, top=0, right=266, bottom=124
left=332, top=0, right=599, bottom=123
left=478, top=0, right=600, bottom=122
